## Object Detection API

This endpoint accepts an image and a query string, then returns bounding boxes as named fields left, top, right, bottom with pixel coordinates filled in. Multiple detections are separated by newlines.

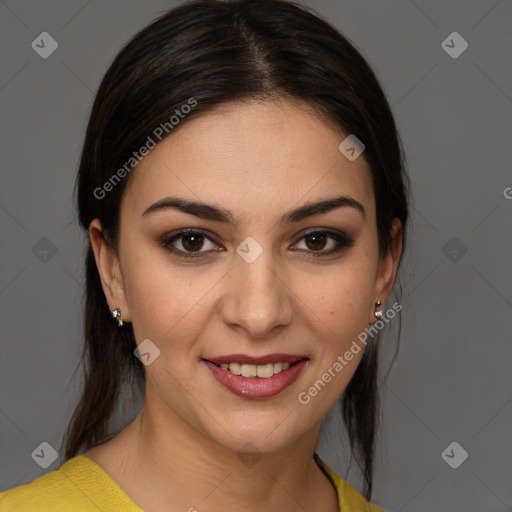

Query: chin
left=201, top=409, right=314, bottom=455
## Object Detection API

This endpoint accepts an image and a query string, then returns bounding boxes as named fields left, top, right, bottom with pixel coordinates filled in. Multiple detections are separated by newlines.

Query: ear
left=89, top=218, right=130, bottom=323
left=369, top=218, right=403, bottom=324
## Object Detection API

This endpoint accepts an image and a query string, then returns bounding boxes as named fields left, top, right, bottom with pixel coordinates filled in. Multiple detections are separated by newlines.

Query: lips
left=204, top=353, right=306, bottom=365
left=202, top=354, right=309, bottom=399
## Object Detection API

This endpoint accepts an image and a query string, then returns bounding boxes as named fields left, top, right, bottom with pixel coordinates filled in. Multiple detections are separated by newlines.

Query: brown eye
left=293, top=229, right=354, bottom=256
left=161, top=229, right=221, bottom=259
left=304, top=232, right=328, bottom=251
left=181, top=233, right=205, bottom=252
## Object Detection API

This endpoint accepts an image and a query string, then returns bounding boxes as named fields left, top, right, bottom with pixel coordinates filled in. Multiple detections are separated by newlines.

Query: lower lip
left=203, top=359, right=308, bottom=399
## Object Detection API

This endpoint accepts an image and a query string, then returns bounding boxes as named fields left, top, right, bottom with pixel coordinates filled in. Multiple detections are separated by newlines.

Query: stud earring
left=112, top=308, right=124, bottom=326
left=374, top=300, right=383, bottom=318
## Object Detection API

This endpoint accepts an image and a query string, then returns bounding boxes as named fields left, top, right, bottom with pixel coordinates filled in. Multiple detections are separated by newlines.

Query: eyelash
left=160, top=228, right=354, bottom=260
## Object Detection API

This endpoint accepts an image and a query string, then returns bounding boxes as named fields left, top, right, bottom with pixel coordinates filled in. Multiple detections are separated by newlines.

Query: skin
left=86, top=98, right=403, bottom=512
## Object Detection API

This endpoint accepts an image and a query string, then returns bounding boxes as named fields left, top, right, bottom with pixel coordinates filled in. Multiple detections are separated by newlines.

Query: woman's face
left=94, top=98, right=401, bottom=454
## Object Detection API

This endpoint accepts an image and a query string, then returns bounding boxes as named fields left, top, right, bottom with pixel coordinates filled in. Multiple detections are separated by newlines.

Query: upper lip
left=204, top=354, right=308, bottom=365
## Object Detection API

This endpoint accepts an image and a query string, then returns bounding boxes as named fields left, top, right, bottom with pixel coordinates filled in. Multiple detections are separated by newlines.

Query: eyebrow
left=142, top=195, right=365, bottom=225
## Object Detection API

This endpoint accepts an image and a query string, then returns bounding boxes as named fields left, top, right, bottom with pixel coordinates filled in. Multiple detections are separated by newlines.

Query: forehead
left=122, top=99, right=374, bottom=220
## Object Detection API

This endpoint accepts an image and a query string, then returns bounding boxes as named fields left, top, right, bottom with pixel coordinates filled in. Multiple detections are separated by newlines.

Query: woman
left=0, top=0, right=408, bottom=510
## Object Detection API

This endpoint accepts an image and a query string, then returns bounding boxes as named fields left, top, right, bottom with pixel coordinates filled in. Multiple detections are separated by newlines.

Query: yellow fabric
left=313, top=453, right=386, bottom=511
left=0, top=453, right=385, bottom=511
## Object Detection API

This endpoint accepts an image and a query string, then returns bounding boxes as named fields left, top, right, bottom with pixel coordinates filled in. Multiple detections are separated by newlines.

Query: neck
left=102, top=390, right=338, bottom=512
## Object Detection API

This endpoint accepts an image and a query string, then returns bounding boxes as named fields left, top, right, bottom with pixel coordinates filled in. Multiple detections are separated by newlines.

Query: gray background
left=1, top=1, right=511, bottom=511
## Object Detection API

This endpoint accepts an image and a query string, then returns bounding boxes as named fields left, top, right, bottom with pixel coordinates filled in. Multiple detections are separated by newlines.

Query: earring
left=374, top=300, right=383, bottom=318
left=112, top=307, right=124, bottom=326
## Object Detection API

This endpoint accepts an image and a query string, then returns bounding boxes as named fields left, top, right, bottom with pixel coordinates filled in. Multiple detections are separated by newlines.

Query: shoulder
left=313, top=453, right=387, bottom=512
left=336, top=479, right=387, bottom=512
left=0, top=455, right=141, bottom=512
left=0, top=458, right=81, bottom=512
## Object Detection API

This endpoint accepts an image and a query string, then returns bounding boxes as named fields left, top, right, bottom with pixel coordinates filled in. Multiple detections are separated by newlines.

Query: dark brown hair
left=63, top=0, right=409, bottom=499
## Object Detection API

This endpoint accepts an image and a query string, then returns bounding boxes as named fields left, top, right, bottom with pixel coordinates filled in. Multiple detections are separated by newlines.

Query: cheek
left=298, top=245, right=377, bottom=383
left=309, top=253, right=376, bottom=332
left=295, top=279, right=373, bottom=410
left=120, top=243, right=214, bottom=346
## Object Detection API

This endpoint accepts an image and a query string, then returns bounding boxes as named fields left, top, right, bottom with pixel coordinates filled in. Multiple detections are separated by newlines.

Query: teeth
left=256, top=363, right=273, bottom=378
left=241, top=364, right=257, bottom=377
left=228, top=362, right=241, bottom=375
left=217, top=361, right=296, bottom=378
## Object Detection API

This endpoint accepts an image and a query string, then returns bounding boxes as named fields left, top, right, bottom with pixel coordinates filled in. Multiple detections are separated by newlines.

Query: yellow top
left=0, top=453, right=385, bottom=511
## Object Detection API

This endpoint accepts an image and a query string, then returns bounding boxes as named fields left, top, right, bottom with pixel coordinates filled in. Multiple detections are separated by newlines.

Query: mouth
left=206, top=360, right=300, bottom=378
left=202, top=354, right=309, bottom=399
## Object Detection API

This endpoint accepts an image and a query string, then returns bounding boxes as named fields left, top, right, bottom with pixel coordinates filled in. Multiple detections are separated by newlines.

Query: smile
left=215, top=361, right=291, bottom=378
left=202, top=355, right=309, bottom=399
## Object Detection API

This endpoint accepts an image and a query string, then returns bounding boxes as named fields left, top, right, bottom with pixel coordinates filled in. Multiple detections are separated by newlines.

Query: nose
left=220, top=248, right=295, bottom=339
